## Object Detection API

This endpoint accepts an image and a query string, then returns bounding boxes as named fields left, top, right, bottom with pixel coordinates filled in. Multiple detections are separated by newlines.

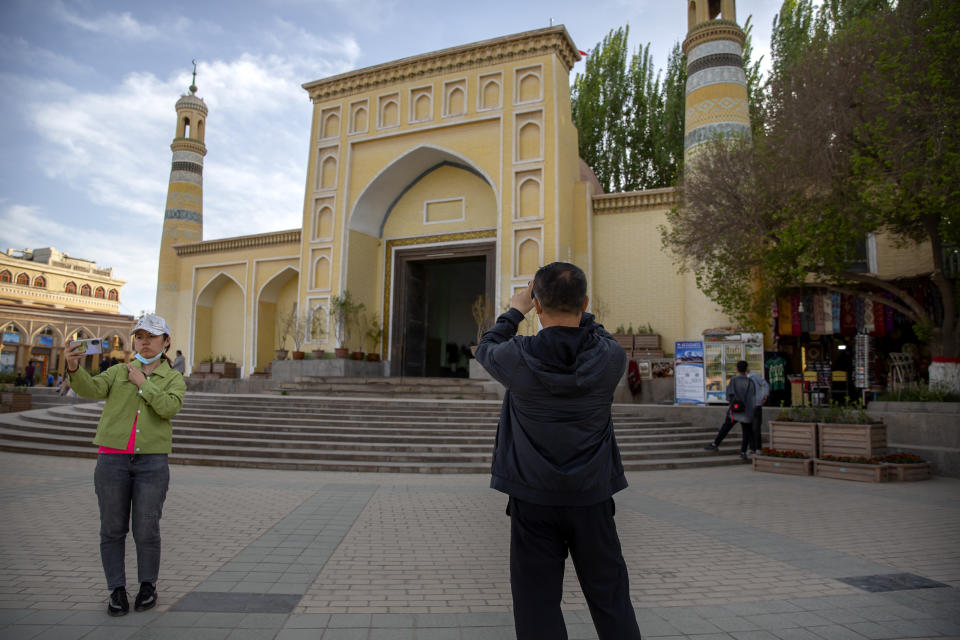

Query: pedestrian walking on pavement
left=64, top=314, right=185, bottom=618
left=475, top=262, right=642, bottom=640
left=704, top=360, right=762, bottom=459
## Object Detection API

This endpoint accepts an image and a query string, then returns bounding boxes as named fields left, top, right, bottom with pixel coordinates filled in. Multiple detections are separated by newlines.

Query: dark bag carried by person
left=728, top=388, right=744, bottom=413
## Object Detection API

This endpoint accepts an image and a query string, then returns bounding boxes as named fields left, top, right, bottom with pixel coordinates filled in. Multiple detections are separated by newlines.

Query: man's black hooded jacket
left=475, top=308, right=628, bottom=506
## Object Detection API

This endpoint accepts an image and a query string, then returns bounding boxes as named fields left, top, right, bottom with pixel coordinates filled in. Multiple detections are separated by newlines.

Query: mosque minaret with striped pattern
left=155, top=65, right=207, bottom=321
left=682, top=0, right=751, bottom=161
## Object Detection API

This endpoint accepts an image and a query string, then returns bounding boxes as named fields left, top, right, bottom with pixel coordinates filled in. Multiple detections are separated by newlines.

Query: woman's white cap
left=132, top=314, right=171, bottom=336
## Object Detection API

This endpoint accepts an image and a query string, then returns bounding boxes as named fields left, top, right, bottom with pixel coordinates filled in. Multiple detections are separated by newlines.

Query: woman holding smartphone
left=64, top=314, right=185, bottom=617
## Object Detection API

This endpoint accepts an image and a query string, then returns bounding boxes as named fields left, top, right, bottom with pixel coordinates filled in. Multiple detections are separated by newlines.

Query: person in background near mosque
left=64, top=314, right=185, bottom=618
left=704, top=360, right=766, bottom=458
left=171, top=350, right=185, bottom=374
left=475, top=262, right=642, bottom=640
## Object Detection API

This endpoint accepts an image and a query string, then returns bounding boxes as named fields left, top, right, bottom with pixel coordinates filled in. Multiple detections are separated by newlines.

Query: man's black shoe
left=108, top=587, right=129, bottom=617
left=703, top=443, right=719, bottom=451
left=134, top=582, right=157, bottom=612
left=739, top=452, right=749, bottom=461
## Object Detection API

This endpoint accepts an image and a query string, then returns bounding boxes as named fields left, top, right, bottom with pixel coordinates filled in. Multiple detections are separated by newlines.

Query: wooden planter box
left=814, top=459, right=887, bottom=482
left=195, top=362, right=213, bottom=374
left=633, top=334, right=661, bottom=350
left=753, top=455, right=812, bottom=476
left=212, top=362, right=238, bottom=378
left=817, top=422, right=887, bottom=458
left=612, top=334, right=633, bottom=351
left=768, top=421, right=818, bottom=457
left=886, top=462, right=931, bottom=481
left=0, top=391, right=32, bottom=412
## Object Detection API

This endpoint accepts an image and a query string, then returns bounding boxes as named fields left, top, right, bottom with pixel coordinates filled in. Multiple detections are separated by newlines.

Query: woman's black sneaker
left=107, top=587, right=129, bottom=616
left=134, top=582, right=157, bottom=612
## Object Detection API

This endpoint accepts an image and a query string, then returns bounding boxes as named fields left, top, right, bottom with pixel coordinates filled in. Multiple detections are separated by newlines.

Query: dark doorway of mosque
left=392, top=243, right=495, bottom=377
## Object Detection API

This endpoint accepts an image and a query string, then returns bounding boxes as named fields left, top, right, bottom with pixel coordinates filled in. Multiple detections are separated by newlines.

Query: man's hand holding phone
left=510, top=281, right=535, bottom=315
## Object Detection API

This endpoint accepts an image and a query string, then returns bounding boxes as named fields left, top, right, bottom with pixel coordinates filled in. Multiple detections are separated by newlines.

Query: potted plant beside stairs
left=365, top=314, right=383, bottom=362
left=330, top=290, right=362, bottom=359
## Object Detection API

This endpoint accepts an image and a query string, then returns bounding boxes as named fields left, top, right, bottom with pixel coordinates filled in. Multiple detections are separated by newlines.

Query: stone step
left=0, top=394, right=739, bottom=474
left=3, top=419, right=717, bottom=452
left=22, top=410, right=708, bottom=439
left=12, top=412, right=716, bottom=446
left=0, top=435, right=747, bottom=473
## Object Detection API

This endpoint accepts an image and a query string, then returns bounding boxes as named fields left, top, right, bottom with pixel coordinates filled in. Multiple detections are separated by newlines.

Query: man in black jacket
left=475, top=262, right=641, bottom=640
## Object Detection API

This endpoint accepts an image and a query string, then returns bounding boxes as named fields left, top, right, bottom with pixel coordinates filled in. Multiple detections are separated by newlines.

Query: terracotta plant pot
left=274, top=350, right=288, bottom=361
left=334, top=348, right=349, bottom=359
left=311, top=349, right=326, bottom=359
left=351, top=351, right=364, bottom=360
left=366, top=353, right=380, bottom=362
left=292, top=351, right=305, bottom=360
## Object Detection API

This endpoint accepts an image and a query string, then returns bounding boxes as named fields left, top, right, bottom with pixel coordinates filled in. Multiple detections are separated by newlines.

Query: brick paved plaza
left=1, top=450, right=958, bottom=639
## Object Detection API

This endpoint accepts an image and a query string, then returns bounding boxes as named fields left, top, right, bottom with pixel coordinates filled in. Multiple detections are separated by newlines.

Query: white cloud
left=50, top=1, right=169, bottom=41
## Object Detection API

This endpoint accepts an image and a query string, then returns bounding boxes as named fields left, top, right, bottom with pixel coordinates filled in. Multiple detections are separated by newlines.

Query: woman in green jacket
left=65, top=314, right=185, bottom=617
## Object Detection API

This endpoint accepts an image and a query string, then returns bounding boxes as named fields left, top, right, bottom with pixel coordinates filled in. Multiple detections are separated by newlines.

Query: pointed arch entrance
left=255, top=267, right=299, bottom=371
left=193, top=273, right=245, bottom=368
left=348, top=145, right=499, bottom=377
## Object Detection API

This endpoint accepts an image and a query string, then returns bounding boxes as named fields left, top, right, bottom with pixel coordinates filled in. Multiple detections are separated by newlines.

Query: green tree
left=571, top=27, right=630, bottom=192
left=663, top=0, right=959, bottom=387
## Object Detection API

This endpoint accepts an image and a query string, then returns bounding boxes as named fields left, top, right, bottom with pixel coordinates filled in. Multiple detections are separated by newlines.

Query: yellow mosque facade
left=157, top=3, right=748, bottom=377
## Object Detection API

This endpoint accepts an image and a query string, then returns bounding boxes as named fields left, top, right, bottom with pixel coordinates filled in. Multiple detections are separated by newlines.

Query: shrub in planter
left=880, top=453, right=932, bottom=481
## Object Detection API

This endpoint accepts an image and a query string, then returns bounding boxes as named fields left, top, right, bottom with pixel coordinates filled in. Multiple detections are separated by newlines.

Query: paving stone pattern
left=1, top=451, right=959, bottom=639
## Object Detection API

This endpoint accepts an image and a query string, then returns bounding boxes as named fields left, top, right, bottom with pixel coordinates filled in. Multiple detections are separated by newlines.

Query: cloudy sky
left=0, top=0, right=783, bottom=318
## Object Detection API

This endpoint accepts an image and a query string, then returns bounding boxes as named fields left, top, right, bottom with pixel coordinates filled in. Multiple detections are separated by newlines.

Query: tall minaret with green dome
left=155, top=63, right=207, bottom=319
left=682, top=0, right=751, bottom=161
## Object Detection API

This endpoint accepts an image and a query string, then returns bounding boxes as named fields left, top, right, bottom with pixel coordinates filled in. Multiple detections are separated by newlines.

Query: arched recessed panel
left=447, top=88, right=465, bottom=116
left=518, top=122, right=541, bottom=161
left=16, top=273, right=29, bottom=286
left=323, top=113, right=340, bottom=139
left=320, top=156, right=337, bottom=190
left=0, top=270, right=11, bottom=283
left=316, top=205, right=334, bottom=239
left=80, top=284, right=92, bottom=296
left=414, top=94, right=431, bottom=121
left=314, top=256, right=331, bottom=290
left=518, top=178, right=540, bottom=219
left=481, top=80, right=500, bottom=110
left=351, top=105, right=368, bottom=133
left=518, top=238, right=539, bottom=276
left=518, top=73, right=541, bottom=103
left=94, top=286, right=105, bottom=298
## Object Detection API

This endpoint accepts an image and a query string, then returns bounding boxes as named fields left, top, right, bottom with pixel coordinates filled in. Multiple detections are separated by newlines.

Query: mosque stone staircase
left=0, top=390, right=746, bottom=473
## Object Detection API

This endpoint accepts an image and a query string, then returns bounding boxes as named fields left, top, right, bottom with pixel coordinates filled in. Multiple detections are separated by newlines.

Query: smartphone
left=71, top=338, right=104, bottom=355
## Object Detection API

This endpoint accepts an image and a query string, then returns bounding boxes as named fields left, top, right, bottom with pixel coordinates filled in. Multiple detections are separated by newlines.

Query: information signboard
left=675, top=341, right=705, bottom=404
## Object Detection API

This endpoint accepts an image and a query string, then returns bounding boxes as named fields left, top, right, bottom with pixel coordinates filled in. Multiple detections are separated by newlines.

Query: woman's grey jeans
left=94, top=454, right=170, bottom=590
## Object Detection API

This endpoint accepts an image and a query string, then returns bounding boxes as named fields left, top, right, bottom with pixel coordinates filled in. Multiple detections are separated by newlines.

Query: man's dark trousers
left=509, top=497, right=641, bottom=640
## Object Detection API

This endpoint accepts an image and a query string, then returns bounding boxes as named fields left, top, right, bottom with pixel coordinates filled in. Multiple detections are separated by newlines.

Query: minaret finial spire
left=190, top=59, right=198, bottom=95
